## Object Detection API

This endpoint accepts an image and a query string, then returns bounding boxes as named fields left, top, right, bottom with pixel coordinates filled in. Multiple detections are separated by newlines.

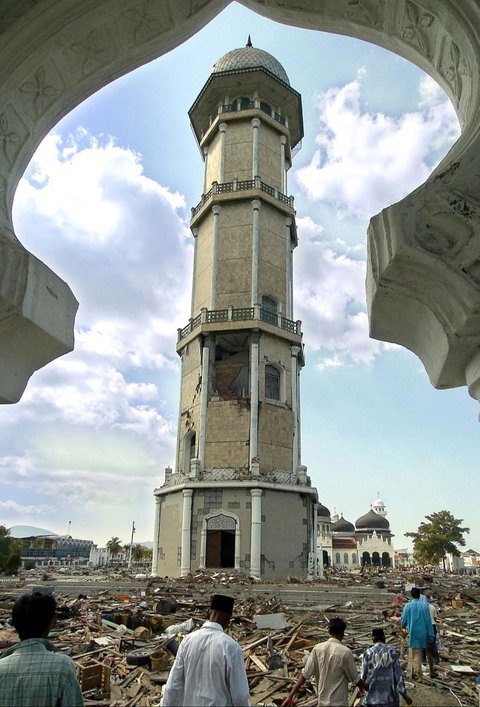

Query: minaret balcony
left=191, top=178, right=294, bottom=224
left=177, top=305, right=302, bottom=346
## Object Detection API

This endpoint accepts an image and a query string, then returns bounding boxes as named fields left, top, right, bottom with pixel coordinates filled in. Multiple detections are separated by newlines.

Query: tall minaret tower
left=152, top=41, right=318, bottom=580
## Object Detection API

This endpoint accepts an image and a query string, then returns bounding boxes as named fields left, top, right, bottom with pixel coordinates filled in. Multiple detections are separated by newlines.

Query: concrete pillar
left=210, top=205, right=221, bottom=310
left=175, top=352, right=184, bottom=473
left=250, top=488, right=262, bottom=577
left=234, top=525, right=241, bottom=570
left=249, top=334, right=259, bottom=468
left=199, top=524, right=207, bottom=568
left=180, top=489, right=193, bottom=576
left=309, top=500, right=318, bottom=578
left=151, top=495, right=161, bottom=576
left=190, top=227, right=198, bottom=318
left=198, top=339, right=210, bottom=467
left=203, top=146, right=208, bottom=193
left=280, top=135, right=287, bottom=193
left=251, top=200, right=261, bottom=306
left=291, top=345, right=301, bottom=472
left=219, top=122, right=227, bottom=183
left=251, top=118, right=261, bottom=179
left=285, top=218, right=292, bottom=319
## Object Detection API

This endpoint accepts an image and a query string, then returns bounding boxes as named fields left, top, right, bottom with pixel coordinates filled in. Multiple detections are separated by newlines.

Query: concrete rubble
left=0, top=568, right=479, bottom=706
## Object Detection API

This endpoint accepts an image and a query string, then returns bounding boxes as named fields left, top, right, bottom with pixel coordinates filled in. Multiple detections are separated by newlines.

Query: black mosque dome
left=331, top=516, right=355, bottom=533
left=317, top=503, right=331, bottom=518
left=355, top=509, right=390, bottom=531
left=212, top=39, right=290, bottom=86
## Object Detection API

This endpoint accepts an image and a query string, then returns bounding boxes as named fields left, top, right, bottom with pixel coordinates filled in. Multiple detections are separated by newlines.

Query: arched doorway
left=362, top=551, right=371, bottom=567
left=382, top=551, right=391, bottom=567
left=372, top=551, right=380, bottom=566
left=205, top=513, right=236, bottom=569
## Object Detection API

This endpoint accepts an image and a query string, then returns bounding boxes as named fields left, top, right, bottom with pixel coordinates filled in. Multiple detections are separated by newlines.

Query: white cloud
left=295, top=72, right=460, bottom=218
left=0, top=130, right=189, bottom=540
left=295, top=216, right=382, bottom=367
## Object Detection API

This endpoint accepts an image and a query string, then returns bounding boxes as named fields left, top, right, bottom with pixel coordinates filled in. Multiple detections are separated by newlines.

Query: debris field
left=0, top=569, right=479, bottom=706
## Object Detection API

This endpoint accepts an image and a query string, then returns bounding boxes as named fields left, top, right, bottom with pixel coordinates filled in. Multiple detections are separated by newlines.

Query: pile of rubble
left=0, top=570, right=479, bottom=706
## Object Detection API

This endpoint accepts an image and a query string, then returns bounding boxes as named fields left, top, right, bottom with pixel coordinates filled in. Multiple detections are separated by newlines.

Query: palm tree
left=131, top=544, right=145, bottom=564
left=106, top=536, right=123, bottom=564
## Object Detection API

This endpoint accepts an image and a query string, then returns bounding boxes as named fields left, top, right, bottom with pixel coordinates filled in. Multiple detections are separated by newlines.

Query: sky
left=1, top=2, right=477, bottom=554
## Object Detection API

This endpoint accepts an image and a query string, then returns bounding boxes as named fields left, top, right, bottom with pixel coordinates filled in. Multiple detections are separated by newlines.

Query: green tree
left=0, top=526, right=23, bottom=574
left=131, top=544, right=145, bottom=564
left=405, top=510, right=469, bottom=571
left=106, top=536, right=123, bottom=563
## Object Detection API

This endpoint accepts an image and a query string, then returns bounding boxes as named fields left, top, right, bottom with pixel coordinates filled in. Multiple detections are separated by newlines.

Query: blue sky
left=2, top=2, right=476, bottom=553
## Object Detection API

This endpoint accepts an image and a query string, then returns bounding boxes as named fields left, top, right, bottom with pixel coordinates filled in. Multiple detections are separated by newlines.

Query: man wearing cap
left=160, top=594, right=250, bottom=706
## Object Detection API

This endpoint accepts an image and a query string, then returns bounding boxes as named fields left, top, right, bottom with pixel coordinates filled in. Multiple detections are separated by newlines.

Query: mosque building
left=151, top=40, right=320, bottom=580
left=316, top=497, right=395, bottom=570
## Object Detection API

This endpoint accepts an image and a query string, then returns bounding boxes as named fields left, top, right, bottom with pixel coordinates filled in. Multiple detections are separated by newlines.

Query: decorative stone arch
left=382, top=551, right=391, bottom=567
left=334, top=551, right=341, bottom=565
left=3, top=1, right=480, bottom=415
left=362, top=551, right=371, bottom=567
left=199, top=510, right=241, bottom=570
left=372, top=551, right=381, bottom=566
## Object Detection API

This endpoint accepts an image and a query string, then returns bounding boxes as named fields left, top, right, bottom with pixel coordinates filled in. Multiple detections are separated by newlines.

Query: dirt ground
left=407, top=680, right=469, bottom=706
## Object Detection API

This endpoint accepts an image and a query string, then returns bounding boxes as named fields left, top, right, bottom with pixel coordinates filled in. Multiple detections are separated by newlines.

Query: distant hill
left=9, top=525, right=57, bottom=538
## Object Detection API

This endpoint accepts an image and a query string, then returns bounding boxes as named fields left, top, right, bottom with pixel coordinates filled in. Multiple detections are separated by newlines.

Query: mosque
left=151, top=40, right=320, bottom=580
left=316, top=497, right=396, bottom=570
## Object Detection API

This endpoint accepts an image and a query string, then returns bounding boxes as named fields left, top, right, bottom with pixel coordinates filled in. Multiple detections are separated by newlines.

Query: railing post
left=188, top=317, right=193, bottom=333
left=296, top=320, right=302, bottom=335
left=254, top=304, right=261, bottom=320
left=254, top=176, right=261, bottom=190
left=201, top=307, right=208, bottom=324
left=212, top=181, right=218, bottom=194
left=177, top=328, right=182, bottom=342
left=233, top=177, right=238, bottom=191
left=228, top=305, right=233, bottom=321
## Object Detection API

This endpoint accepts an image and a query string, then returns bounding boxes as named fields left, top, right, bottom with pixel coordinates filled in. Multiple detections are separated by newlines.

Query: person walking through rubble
left=401, top=586, right=434, bottom=679
left=360, top=628, right=412, bottom=706
left=0, top=590, right=84, bottom=707
left=160, top=593, right=250, bottom=706
left=281, top=616, right=367, bottom=707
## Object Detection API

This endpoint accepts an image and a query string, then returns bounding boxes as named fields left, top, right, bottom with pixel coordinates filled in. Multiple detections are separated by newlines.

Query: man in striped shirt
left=0, top=591, right=84, bottom=707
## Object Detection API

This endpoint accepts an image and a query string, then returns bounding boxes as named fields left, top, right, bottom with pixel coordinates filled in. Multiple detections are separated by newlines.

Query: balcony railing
left=220, top=100, right=286, bottom=128
left=191, top=177, right=294, bottom=217
left=162, top=468, right=309, bottom=488
left=177, top=305, right=302, bottom=342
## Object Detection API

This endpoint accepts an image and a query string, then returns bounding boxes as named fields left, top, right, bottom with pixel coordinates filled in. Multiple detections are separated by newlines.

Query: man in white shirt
left=282, top=617, right=367, bottom=707
left=160, top=594, right=250, bottom=706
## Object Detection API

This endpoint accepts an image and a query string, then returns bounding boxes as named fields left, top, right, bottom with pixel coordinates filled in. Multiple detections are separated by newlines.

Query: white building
left=317, top=498, right=395, bottom=569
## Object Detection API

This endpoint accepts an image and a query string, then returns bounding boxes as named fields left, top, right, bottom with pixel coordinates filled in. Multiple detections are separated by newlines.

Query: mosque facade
left=151, top=42, right=319, bottom=580
left=317, top=498, right=395, bottom=570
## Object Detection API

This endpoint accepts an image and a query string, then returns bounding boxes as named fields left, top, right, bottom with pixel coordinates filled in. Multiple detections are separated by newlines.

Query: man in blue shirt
left=361, top=628, right=412, bottom=707
left=401, top=587, right=434, bottom=679
left=0, top=591, right=84, bottom=707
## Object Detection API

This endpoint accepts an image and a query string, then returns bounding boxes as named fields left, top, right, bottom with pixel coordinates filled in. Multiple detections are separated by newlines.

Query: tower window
left=260, top=100, right=272, bottom=117
left=239, top=96, right=253, bottom=109
left=265, top=365, right=280, bottom=400
left=261, top=296, right=278, bottom=326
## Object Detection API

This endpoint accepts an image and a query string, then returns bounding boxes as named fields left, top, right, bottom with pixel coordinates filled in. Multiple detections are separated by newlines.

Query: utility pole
left=127, top=521, right=135, bottom=569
